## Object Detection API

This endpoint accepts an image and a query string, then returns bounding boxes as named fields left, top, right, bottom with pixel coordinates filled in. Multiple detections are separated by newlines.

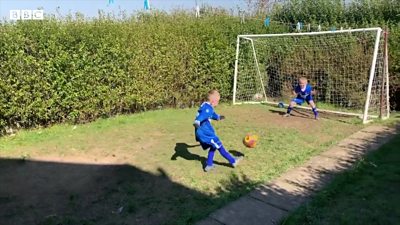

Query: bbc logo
left=10, top=10, right=44, bottom=20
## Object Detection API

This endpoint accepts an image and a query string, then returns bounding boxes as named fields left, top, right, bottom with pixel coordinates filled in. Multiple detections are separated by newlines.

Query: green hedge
left=0, top=1, right=399, bottom=133
left=0, top=12, right=277, bottom=131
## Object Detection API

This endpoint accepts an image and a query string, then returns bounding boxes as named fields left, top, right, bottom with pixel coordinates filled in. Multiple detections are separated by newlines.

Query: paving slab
left=322, top=126, right=398, bottom=161
left=274, top=166, right=337, bottom=192
left=336, top=126, right=397, bottom=149
left=304, top=155, right=354, bottom=173
left=249, top=179, right=313, bottom=211
left=195, top=217, right=223, bottom=225
left=320, top=145, right=365, bottom=162
left=209, top=196, right=286, bottom=225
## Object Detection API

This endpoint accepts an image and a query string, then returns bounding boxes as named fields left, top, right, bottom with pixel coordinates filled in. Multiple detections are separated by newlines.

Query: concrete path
left=196, top=125, right=399, bottom=225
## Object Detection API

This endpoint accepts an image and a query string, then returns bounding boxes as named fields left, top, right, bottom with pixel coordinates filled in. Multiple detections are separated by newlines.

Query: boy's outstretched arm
left=211, top=112, right=225, bottom=120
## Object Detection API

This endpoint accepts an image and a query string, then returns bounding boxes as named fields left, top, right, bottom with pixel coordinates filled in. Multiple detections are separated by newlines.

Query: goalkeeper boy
left=193, top=90, right=243, bottom=172
left=284, top=77, right=319, bottom=120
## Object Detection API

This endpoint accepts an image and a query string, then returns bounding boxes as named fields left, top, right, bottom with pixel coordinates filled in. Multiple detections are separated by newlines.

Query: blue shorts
left=197, top=137, right=222, bottom=150
left=292, top=96, right=313, bottom=105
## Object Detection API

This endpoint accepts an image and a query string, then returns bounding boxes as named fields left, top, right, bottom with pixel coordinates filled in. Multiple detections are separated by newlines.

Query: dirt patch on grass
left=221, top=105, right=338, bottom=134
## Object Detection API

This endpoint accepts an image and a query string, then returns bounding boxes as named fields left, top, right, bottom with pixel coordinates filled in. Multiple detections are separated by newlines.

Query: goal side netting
left=232, top=28, right=389, bottom=123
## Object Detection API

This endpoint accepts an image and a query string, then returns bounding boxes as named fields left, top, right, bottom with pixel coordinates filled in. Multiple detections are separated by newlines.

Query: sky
left=0, top=0, right=248, bottom=20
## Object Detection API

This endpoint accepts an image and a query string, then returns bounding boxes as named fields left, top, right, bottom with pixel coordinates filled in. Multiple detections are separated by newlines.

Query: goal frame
left=232, top=27, right=390, bottom=124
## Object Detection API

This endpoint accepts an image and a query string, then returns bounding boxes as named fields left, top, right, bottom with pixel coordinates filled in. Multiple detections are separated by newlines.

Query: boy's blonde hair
left=299, top=77, right=308, bottom=83
left=207, top=89, right=220, bottom=100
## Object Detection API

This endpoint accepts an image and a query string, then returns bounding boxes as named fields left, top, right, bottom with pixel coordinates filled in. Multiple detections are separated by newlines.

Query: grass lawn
left=0, top=104, right=364, bottom=225
left=281, top=132, right=400, bottom=225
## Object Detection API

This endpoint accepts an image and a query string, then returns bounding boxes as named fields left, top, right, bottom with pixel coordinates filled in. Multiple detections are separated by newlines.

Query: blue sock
left=312, top=107, right=318, bottom=117
left=287, top=106, right=293, bottom=114
left=218, top=145, right=235, bottom=164
left=207, top=148, right=216, bottom=166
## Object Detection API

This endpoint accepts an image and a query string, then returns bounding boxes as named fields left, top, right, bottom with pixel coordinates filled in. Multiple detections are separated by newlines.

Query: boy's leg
left=309, top=100, right=319, bottom=119
left=204, top=138, right=243, bottom=170
left=285, top=99, right=300, bottom=117
left=204, top=146, right=216, bottom=172
left=217, top=145, right=235, bottom=164
left=206, top=147, right=216, bottom=166
left=211, top=139, right=240, bottom=166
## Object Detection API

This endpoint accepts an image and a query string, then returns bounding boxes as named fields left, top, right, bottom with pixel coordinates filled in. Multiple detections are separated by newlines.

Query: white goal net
left=233, top=28, right=389, bottom=123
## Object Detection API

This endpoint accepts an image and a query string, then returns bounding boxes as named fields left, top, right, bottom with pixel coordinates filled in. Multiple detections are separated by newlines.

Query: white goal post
left=232, top=27, right=390, bottom=123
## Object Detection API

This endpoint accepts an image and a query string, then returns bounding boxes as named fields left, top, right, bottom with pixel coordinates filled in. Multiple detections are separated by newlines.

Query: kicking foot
left=283, top=113, right=291, bottom=118
left=204, top=165, right=215, bottom=172
left=231, top=156, right=244, bottom=168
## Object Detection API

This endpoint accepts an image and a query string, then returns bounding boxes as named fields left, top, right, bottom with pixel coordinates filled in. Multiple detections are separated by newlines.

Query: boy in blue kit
left=284, top=77, right=319, bottom=119
left=194, top=90, right=243, bottom=172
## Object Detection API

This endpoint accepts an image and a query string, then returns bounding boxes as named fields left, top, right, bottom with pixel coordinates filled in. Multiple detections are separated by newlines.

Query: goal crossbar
left=238, top=27, right=382, bottom=38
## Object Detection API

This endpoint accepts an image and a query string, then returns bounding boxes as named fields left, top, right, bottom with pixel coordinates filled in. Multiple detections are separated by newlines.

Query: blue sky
left=0, top=0, right=247, bottom=20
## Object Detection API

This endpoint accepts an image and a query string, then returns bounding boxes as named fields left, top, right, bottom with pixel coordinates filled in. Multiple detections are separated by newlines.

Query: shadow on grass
left=171, top=142, right=234, bottom=169
left=0, top=157, right=256, bottom=225
left=171, top=143, right=201, bottom=161
left=229, top=150, right=245, bottom=157
left=268, top=108, right=314, bottom=120
left=268, top=109, right=287, bottom=116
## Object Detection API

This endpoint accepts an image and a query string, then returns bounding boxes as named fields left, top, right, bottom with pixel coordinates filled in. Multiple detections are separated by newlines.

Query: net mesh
left=234, top=30, right=388, bottom=118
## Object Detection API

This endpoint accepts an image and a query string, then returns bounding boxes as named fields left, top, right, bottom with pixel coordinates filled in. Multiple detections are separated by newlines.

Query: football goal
left=232, top=27, right=389, bottom=123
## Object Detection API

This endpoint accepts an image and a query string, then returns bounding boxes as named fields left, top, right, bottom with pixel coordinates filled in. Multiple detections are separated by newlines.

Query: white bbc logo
left=9, top=10, right=20, bottom=20
left=32, top=10, right=44, bottom=20
left=21, top=10, right=32, bottom=20
left=10, top=10, right=44, bottom=20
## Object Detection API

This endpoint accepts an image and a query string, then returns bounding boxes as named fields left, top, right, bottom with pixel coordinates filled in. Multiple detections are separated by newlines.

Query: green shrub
left=0, top=12, right=272, bottom=132
left=0, top=1, right=399, bottom=133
